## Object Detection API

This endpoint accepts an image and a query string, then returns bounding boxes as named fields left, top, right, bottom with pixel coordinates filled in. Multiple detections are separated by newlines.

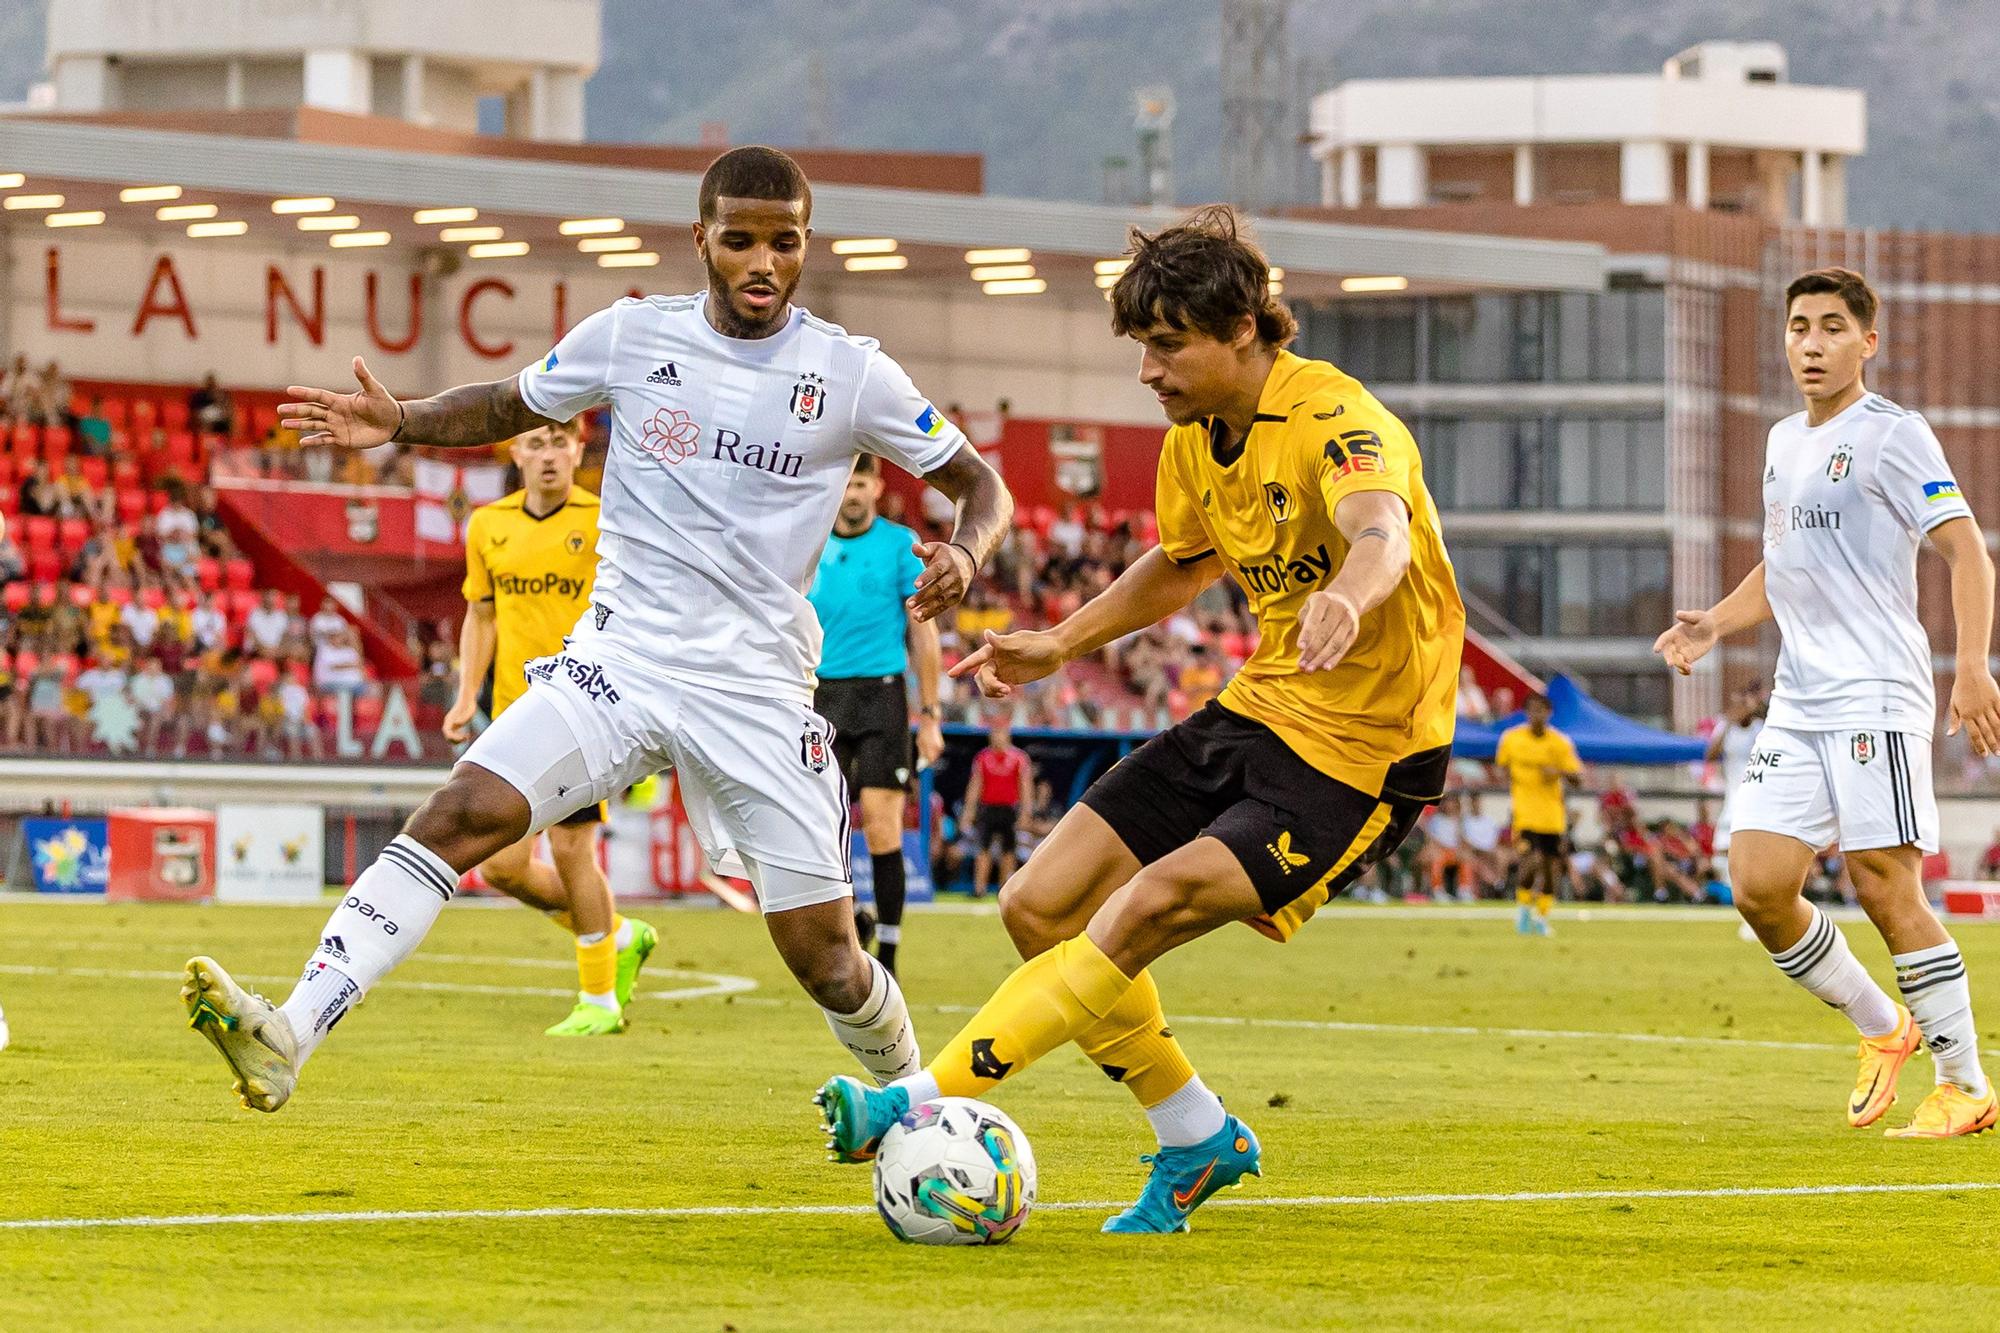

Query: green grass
left=2, top=900, right=1998, bottom=1330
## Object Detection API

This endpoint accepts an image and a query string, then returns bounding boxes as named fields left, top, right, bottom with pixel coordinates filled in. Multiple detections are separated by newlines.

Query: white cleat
left=182, top=956, right=299, bottom=1113
left=0, top=1000, right=9, bottom=1052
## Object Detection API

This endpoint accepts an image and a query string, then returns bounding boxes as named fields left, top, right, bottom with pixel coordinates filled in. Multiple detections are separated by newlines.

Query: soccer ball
left=872, top=1097, right=1036, bottom=1245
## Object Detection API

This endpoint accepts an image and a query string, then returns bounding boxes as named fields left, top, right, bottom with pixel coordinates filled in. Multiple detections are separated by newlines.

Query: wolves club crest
left=1264, top=481, right=1293, bottom=524
left=790, top=372, right=827, bottom=425
left=801, top=724, right=831, bottom=773
left=1827, top=445, right=1853, bottom=482
left=1851, top=732, right=1877, bottom=765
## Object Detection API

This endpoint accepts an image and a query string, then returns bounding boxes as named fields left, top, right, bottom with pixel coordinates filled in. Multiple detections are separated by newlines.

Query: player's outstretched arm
left=949, top=545, right=1222, bottom=699
left=1298, top=490, right=1412, bottom=673
left=906, top=445, right=1012, bottom=623
left=443, top=600, right=496, bottom=745
left=1653, top=562, right=1771, bottom=676
left=1931, top=516, right=2000, bottom=756
left=280, top=357, right=555, bottom=451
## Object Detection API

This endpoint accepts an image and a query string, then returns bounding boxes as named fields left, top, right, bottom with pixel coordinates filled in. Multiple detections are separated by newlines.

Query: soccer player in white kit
left=1657, top=268, right=1999, bottom=1137
left=179, top=147, right=1012, bottom=1112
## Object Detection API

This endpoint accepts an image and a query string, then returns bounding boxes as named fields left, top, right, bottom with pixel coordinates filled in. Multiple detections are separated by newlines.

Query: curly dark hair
left=1108, top=204, right=1296, bottom=348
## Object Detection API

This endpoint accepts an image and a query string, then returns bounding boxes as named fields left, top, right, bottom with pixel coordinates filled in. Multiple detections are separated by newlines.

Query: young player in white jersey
left=1657, top=267, right=2000, bottom=1138
left=179, top=147, right=1012, bottom=1113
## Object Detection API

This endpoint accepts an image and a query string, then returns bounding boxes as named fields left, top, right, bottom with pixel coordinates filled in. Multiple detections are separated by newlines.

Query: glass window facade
left=1454, top=541, right=1671, bottom=638
left=1423, top=415, right=1663, bottom=511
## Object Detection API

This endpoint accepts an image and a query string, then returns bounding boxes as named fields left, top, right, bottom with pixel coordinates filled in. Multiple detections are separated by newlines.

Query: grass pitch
left=2, top=898, right=1997, bottom=1330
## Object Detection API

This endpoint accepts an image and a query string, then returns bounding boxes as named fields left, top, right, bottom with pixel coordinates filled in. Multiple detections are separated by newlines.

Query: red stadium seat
left=193, top=556, right=220, bottom=592
left=12, top=649, right=37, bottom=677
left=246, top=657, right=280, bottom=691
left=67, top=582, right=93, bottom=608
left=105, top=585, right=132, bottom=608
left=28, top=549, right=61, bottom=583
left=22, top=515, right=56, bottom=552
left=0, top=456, right=16, bottom=487
left=132, top=400, right=159, bottom=434
left=223, top=558, right=254, bottom=591
left=67, top=391, right=89, bottom=419
left=0, top=485, right=17, bottom=516
left=44, top=424, right=73, bottom=456
left=2, top=583, right=27, bottom=615
left=32, top=580, right=54, bottom=604
left=249, top=403, right=278, bottom=441
left=10, top=421, right=38, bottom=454
left=100, top=400, right=128, bottom=430
left=352, top=694, right=384, bottom=732
left=116, top=489, right=145, bottom=525
left=165, top=429, right=195, bottom=460
left=110, top=457, right=140, bottom=488
left=149, top=490, right=171, bottom=515
left=141, top=586, right=167, bottom=611
left=57, top=517, right=90, bottom=554
left=227, top=588, right=259, bottom=620
left=162, top=399, right=190, bottom=431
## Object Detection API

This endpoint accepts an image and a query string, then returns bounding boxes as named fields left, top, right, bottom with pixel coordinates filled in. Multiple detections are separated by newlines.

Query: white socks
left=1767, top=904, right=1900, bottom=1038
left=1894, top=941, right=1989, bottom=1096
left=824, top=952, right=921, bottom=1085
left=1146, top=1075, right=1228, bottom=1148
left=279, top=835, right=456, bottom=1066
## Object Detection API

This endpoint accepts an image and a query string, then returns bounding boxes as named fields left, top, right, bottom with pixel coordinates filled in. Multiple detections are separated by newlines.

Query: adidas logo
left=1765, top=465, right=1777, bottom=483
left=320, top=934, right=350, bottom=964
left=1264, top=830, right=1310, bottom=876
left=645, top=363, right=682, bottom=386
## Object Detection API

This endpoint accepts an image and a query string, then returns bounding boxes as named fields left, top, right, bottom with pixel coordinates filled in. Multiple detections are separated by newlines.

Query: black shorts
left=1080, top=700, right=1449, bottom=941
left=1516, top=831, right=1564, bottom=858
left=973, top=803, right=1018, bottom=856
left=557, top=800, right=607, bottom=827
left=815, top=675, right=914, bottom=792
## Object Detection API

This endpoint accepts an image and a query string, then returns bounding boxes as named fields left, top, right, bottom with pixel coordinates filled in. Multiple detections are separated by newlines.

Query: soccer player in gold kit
left=817, top=206, right=1465, bottom=1233
left=445, top=419, right=657, bottom=1035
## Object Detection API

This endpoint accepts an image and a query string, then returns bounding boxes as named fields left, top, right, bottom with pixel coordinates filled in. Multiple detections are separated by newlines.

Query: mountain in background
left=3, top=0, right=1995, bottom=230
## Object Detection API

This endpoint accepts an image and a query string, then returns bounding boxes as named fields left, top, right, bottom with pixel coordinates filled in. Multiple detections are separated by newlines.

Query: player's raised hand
left=907, top=540, right=974, bottom=623
left=949, top=628, right=1065, bottom=700
left=1297, top=588, right=1362, bottom=672
left=1947, top=669, right=2000, bottom=758
left=1652, top=609, right=1718, bottom=676
left=280, top=356, right=402, bottom=450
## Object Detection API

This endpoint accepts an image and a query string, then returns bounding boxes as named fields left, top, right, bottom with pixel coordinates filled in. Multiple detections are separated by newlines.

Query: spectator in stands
left=308, top=597, right=346, bottom=652
left=1017, top=778, right=1062, bottom=861
left=1980, top=830, right=2000, bottom=881
left=156, top=486, right=199, bottom=546
left=76, top=398, right=112, bottom=456
left=1047, top=503, right=1087, bottom=561
left=280, top=593, right=310, bottom=655
left=120, top=592, right=160, bottom=652
left=190, top=486, right=232, bottom=557
left=17, top=461, right=56, bottom=519
left=1179, top=641, right=1223, bottom=714
left=36, top=361, right=71, bottom=428
left=152, top=618, right=190, bottom=678
left=131, top=657, right=176, bottom=752
left=313, top=622, right=366, bottom=697
left=190, top=593, right=228, bottom=654
left=0, top=354, right=30, bottom=416
left=245, top=589, right=290, bottom=656
left=1457, top=666, right=1491, bottom=723
left=27, top=658, right=72, bottom=753
left=75, top=655, right=130, bottom=719
left=1490, top=684, right=1518, bottom=722
left=189, top=373, right=234, bottom=437
left=0, top=526, right=22, bottom=586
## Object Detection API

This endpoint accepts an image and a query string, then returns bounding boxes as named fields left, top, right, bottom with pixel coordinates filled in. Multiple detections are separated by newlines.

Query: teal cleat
left=1515, top=903, right=1535, bottom=934
left=813, top=1074, right=909, bottom=1163
left=1102, top=1114, right=1262, bottom=1234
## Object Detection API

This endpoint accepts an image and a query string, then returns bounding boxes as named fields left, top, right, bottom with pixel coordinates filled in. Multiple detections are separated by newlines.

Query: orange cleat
left=1849, top=1005, right=1921, bottom=1129
left=1884, top=1083, right=1998, bottom=1139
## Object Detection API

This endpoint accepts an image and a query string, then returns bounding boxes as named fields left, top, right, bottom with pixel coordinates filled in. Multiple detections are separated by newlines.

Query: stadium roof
left=0, top=117, right=1606, bottom=299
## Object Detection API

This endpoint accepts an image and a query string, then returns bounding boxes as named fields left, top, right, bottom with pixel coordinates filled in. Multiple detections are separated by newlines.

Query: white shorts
left=463, top=643, right=852, bottom=914
left=1729, top=725, right=1937, bottom=855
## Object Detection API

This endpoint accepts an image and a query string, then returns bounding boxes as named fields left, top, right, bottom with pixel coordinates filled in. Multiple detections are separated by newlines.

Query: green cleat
left=615, top=918, right=659, bottom=1009
left=545, top=995, right=627, bottom=1037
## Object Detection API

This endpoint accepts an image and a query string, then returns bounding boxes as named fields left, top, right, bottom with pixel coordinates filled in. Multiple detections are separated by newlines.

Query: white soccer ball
left=872, top=1096, right=1036, bottom=1245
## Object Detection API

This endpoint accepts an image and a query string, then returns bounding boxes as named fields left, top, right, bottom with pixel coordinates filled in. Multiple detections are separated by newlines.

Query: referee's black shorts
left=814, top=675, right=914, bottom=792
left=1080, top=700, right=1448, bottom=942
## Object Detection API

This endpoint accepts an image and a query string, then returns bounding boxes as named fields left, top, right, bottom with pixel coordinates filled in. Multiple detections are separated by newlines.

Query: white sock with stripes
left=1894, top=941, right=1988, bottom=1096
left=823, top=953, right=921, bottom=1085
left=279, top=834, right=456, bottom=1066
left=1767, top=903, right=1899, bottom=1038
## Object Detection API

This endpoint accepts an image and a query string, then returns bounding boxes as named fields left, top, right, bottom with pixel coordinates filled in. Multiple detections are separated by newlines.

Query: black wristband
left=948, top=540, right=976, bottom=574
left=388, top=398, right=407, bottom=443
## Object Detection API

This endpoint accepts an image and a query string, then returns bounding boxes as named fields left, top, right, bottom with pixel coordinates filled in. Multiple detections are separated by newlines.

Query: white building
left=1308, top=41, right=1865, bottom=225
left=43, top=0, right=600, bottom=142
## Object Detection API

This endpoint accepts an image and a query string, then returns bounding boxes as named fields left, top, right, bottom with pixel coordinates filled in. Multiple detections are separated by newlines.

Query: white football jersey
left=1760, top=392, right=1972, bottom=736
left=517, top=294, right=965, bottom=702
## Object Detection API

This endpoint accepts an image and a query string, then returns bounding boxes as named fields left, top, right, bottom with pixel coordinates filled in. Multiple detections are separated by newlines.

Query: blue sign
left=848, top=829, right=933, bottom=907
left=23, top=817, right=110, bottom=894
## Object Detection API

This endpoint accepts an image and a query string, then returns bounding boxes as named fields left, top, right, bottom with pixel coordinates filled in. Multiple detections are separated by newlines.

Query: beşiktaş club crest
left=1827, top=444, right=1853, bottom=482
left=790, top=371, right=827, bottom=425
left=801, top=724, right=831, bottom=773
left=1851, top=732, right=1877, bottom=765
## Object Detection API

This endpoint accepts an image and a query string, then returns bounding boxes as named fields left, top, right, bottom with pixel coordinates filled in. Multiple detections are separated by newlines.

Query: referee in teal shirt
left=808, top=453, right=945, bottom=976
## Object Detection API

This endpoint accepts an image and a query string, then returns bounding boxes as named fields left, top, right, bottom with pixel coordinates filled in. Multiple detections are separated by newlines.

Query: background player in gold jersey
left=817, top=206, right=1465, bottom=1232
left=444, top=419, right=656, bottom=1036
left=1494, top=693, right=1581, bottom=936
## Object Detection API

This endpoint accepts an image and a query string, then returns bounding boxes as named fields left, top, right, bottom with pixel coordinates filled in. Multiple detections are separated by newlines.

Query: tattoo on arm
left=1354, top=526, right=1393, bottom=544
left=921, top=443, right=1014, bottom=567
left=398, top=378, right=553, bottom=448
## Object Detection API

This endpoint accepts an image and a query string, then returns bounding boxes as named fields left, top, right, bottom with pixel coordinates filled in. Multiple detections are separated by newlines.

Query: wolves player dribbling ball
left=180, top=147, right=1011, bottom=1112
left=817, top=206, right=1465, bottom=1231
left=1656, top=267, right=1998, bottom=1137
